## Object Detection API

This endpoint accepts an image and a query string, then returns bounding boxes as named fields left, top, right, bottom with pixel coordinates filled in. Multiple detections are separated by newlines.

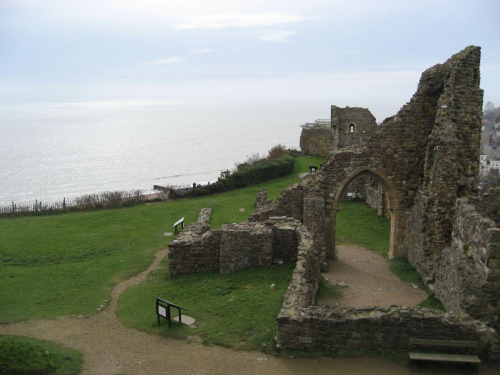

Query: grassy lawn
left=117, top=264, right=294, bottom=351
left=0, top=155, right=324, bottom=323
left=0, top=335, right=82, bottom=375
left=335, top=200, right=391, bottom=256
left=1, top=154, right=442, bottom=358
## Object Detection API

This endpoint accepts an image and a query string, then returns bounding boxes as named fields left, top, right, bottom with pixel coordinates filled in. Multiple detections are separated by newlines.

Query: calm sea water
left=0, top=100, right=330, bottom=205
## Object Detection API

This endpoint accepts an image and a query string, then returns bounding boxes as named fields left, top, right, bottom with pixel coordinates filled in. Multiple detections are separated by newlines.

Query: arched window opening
left=349, top=124, right=355, bottom=133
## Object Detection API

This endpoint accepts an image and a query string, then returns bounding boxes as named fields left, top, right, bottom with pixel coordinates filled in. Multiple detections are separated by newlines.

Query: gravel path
left=1, top=247, right=498, bottom=374
left=318, top=244, right=428, bottom=307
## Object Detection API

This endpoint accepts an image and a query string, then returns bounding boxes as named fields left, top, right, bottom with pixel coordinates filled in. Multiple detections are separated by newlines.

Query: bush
left=267, top=144, right=287, bottom=160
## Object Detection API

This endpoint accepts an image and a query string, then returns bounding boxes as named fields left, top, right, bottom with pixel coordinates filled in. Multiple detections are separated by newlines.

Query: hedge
left=190, top=154, right=295, bottom=197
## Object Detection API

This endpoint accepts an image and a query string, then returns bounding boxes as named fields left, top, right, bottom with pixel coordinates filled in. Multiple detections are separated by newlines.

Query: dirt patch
left=1, top=247, right=498, bottom=375
left=318, top=244, right=428, bottom=307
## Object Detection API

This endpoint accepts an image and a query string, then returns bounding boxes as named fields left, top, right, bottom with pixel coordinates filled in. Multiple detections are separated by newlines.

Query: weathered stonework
left=299, top=106, right=377, bottom=156
left=168, top=208, right=221, bottom=277
left=275, top=209, right=500, bottom=360
left=256, top=46, right=484, bottom=265
left=331, top=106, right=377, bottom=152
left=168, top=46, right=500, bottom=358
left=168, top=212, right=309, bottom=277
left=220, top=222, right=272, bottom=274
left=434, top=190, right=500, bottom=326
left=299, top=125, right=333, bottom=157
left=276, top=305, right=500, bottom=359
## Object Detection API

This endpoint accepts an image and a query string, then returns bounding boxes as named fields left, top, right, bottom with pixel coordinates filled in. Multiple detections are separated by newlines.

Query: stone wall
left=276, top=304, right=500, bottom=360
left=434, top=192, right=500, bottom=326
left=299, top=126, right=333, bottom=156
left=220, top=222, right=273, bottom=274
left=250, top=184, right=305, bottom=222
left=299, top=106, right=377, bottom=156
left=274, top=202, right=500, bottom=359
left=270, top=219, right=299, bottom=263
left=255, top=46, right=484, bottom=262
left=168, top=208, right=221, bottom=277
left=169, top=212, right=306, bottom=277
left=331, top=106, right=378, bottom=152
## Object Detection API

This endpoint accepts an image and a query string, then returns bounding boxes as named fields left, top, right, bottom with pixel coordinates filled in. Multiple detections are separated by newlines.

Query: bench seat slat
left=409, top=352, right=481, bottom=364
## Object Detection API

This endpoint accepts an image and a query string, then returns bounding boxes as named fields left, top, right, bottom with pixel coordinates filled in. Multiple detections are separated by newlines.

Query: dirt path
left=1, top=247, right=497, bottom=375
left=319, top=244, right=428, bottom=307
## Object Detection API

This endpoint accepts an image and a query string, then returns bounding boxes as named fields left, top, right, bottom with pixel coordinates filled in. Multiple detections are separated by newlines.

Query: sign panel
left=158, top=305, right=167, bottom=318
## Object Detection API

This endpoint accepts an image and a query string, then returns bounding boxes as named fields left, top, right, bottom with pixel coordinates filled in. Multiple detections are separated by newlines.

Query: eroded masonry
left=168, top=46, right=500, bottom=359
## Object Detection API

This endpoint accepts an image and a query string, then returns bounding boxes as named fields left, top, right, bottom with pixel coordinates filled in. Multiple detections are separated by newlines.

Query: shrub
left=267, top=144, right=287, bottom=160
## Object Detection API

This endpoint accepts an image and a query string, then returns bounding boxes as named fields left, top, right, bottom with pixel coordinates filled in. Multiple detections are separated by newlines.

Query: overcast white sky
left=1, top=0, right=499, bottom=120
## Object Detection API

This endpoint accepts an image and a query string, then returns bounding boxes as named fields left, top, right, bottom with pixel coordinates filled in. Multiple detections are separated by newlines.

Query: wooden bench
left=409, top=338, right=481, bottom=371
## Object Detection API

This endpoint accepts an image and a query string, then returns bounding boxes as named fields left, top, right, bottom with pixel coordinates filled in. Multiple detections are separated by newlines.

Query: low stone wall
left=434, top=195, right=500, bottom=325
left=168, top=212, right=306, bottom=277
left=276, top=305, right=500, bottom=359
left=275, top=202, right=500, bottom=359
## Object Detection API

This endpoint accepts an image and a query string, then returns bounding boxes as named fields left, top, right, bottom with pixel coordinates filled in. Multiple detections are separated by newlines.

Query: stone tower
left=330, top=105, right=377, bottom=152
left=299, top=106, right=377, bottom=156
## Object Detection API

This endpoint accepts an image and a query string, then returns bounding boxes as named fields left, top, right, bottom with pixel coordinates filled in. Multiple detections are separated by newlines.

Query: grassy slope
left=0, top=156, right=324, bottom=323
left=0, top=335, right=82, bottom=375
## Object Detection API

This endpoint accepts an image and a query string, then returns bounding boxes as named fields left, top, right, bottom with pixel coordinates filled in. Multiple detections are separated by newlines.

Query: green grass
left=0, top=335, right=82, bottom=375
left=389, top=259, right=425, bottom=288
left=418, top=295, right=445, bottom=310
left=0, top=155, right=324, bottom=323
left=316, top=276, right=343, bottom=301
left=117, top=264, right=294, bottom=351
left=335, top=200, right=391, bottom=256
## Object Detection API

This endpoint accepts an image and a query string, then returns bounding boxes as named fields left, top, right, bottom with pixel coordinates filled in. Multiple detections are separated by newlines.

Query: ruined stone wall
left=168, top=208, right=221, bottom=277
left=276, top=305, right=499, bottom=360
left=331, top=106, right=378, bottom=152
left=255, top=46, right=484, bottom=262
left=299, top=126, right=333, bottom=156
left=169, top=213, right=305, bottom=277
left=279, top=221, right=322, bottom=309
left=434, top=193, right=500, bottom=325
left=270, top=219, right=299, bottom=263
left=250, top=184, right=305, bottom=222
left=219, top=222, right=273, bottom=274
left=255, top=187, right=273, bottom=212
left=275, top=197, right=500, bottom=359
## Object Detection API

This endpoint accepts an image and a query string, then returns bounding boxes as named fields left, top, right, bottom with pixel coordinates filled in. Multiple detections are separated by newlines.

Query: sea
left=0, top=100, right=331, bottom=206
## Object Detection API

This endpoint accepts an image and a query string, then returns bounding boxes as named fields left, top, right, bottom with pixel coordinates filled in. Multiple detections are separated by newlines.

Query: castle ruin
left=168, top=46, right=500, bottom=359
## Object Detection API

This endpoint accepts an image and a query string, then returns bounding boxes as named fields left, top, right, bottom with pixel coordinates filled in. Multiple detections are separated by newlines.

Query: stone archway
left=325, top=167, right=406, bottom=259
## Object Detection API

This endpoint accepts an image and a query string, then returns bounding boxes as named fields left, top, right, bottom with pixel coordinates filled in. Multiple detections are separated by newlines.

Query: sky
left=1, top=0, right=499, bottom=121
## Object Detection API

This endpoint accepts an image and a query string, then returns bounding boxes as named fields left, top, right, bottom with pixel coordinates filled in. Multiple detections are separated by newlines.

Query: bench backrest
left=409, top=338, right=479, bottom=348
